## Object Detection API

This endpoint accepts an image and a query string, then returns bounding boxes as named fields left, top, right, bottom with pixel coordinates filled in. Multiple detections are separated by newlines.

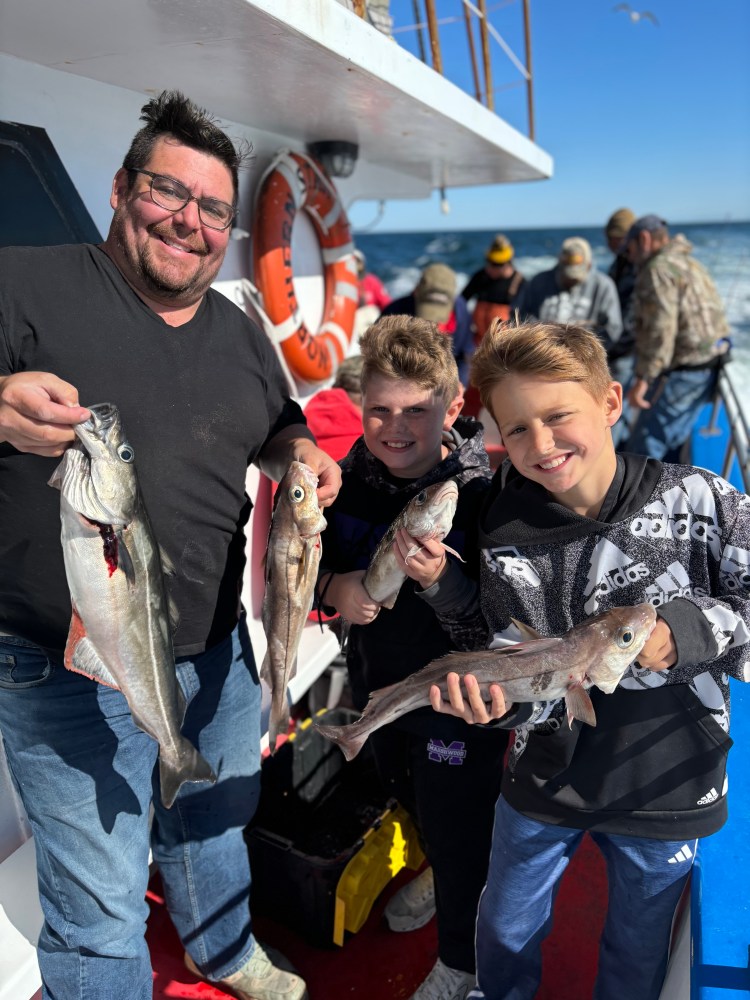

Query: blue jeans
left=469, top=796, right=694, bottom=1000
left=0, top=617, right=261, bottom=1000
left=624, top=367, right=717, bottom=460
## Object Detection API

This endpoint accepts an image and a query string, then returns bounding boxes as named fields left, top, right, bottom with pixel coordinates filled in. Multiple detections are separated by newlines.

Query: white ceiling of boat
left=0, top=0, right=553, bottom=194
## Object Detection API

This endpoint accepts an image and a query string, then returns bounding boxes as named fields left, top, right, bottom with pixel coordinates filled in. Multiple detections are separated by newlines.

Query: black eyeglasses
left=129, top=168, right=236, bottom=231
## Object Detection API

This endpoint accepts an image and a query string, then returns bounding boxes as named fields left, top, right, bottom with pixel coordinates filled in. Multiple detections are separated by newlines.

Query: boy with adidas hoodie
left=425, top=320, right=750, bottom=1000
left=317, top=315, right=507, bottom=1000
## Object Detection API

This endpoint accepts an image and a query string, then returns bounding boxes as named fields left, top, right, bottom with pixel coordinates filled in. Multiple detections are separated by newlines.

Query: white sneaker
left=410, top=958, right=475, bottom=1000
left=184, top=943, right=308, bottom=1000
left=384, top=866, right=436, bottom=931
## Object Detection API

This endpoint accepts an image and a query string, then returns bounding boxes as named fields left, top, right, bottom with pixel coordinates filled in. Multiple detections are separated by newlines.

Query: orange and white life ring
left=252, top=150, right=358, bottom=385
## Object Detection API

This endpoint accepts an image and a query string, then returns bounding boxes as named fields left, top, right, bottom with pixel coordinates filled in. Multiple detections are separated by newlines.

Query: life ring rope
left=252, top=149, right=358, bottom=385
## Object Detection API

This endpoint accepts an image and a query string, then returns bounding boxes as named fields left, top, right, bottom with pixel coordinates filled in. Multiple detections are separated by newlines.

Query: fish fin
left=442, top=543, right=466, bottom=564
left=64, top=609, right=120, bottom=690
left=47, top=457, right=65, bottom=490
left=327, top=616, right=351, bottom=651
left=260, top=649, right=271, bottom=684
left=159, top=545, right=176, bottom=576
left=267, top=690, right=291, bottom=755
left=510, top=617, right=545, bottom=641
left=167, top=593, right=180, bottom=634
left=565, top=685, right=597, bottom=728
left=314, top=721, right=368, bottom=761
left=501, top=636, right=562, bottom=656
left=116, top=531, right=137, bottom=587
left=404, top=543, right=424, bottom=565
left=158, top=741, right=217, bottom=809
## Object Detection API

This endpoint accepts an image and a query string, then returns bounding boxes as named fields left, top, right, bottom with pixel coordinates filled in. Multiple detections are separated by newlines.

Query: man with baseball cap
left=604, top=209, right=639, bottom=446
left=460, top=234, right=526, bottom=344
left=380, top=262, right=474, bottom=384
left=514, top=236, right=622, bottom=351
left=622, top=215, right=730, bottom=459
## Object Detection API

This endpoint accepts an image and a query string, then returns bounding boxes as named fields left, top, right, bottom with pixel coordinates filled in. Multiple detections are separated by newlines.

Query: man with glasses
left=0, top=90, right=339, bottom=1000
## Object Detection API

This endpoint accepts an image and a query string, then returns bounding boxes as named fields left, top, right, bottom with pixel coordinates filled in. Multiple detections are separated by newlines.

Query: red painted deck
left=148, top=834, right=607, bottom=999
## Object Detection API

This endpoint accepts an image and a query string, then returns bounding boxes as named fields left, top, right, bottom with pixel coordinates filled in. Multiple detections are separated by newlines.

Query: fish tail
left=314, top=722, right=369, bottom=761
left=159, top=742, right=217, bottom=809
left=267, top=689, right=291, bottom=755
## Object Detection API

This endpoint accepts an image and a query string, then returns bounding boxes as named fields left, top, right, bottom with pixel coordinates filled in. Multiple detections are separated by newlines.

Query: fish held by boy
left=363, top=478, right=461, bottom=608
left=48, top=402, right=217, bottom=808
left=261, top=460, right=327, bottom=752
left=315, top=603, right=657, bottom=760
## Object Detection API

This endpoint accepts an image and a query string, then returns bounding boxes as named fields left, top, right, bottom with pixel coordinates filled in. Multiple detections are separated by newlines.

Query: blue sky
left=348, top=0, right=750, bottom=232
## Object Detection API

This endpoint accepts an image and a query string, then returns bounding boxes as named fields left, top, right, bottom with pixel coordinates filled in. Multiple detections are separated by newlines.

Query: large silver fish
left=48, top=403, right=216, bottom=807
left=261, top=461, right=327, bottom=751
left=315, top=604, right=657, bottom=760
left=364, top=479, right=460, bottom=608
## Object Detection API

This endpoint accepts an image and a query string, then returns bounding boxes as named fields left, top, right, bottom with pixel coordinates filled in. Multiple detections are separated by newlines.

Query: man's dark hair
left=122, top=90, right=251, bottom=200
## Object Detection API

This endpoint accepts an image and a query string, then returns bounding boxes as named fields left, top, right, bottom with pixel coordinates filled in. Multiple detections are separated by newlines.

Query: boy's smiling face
left=363, top=374, right=462, bottom=480
left=491, top=375, right=622, bottom=517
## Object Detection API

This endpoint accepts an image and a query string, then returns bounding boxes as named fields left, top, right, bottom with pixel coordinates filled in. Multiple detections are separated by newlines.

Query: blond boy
left=430, top=319, right=750, bottom=1000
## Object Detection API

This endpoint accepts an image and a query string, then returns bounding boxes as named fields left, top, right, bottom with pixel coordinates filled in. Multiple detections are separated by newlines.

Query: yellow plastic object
left=332, top=803, right=425, bottom=946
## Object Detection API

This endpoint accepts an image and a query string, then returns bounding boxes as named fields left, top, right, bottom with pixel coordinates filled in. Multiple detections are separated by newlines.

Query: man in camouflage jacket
left=622, top=214, right=729, bottom=459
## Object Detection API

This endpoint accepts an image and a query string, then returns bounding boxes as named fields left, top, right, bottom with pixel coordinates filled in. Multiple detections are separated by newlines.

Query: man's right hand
left=627, top=377, right=652, bottom=410
left=0, top=372, right=89, bottom=457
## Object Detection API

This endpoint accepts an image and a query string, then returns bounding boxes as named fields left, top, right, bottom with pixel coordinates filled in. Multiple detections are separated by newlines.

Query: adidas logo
left=644, top=560, right=707, bottom=607
left=583, top=538, right=649, bottom=616
left=697, top=787, right=719, bottom=805
left=668, top=843, right=694, bottom=865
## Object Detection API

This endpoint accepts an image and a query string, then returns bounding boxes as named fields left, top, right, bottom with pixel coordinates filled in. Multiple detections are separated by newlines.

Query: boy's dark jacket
left=432, top=453, right=750, bottom=839
left=319, top=416, right=494, bottom=740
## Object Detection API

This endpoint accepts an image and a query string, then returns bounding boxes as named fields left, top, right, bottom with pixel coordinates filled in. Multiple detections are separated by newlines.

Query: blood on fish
left=97, top=523, right=119, bottom=576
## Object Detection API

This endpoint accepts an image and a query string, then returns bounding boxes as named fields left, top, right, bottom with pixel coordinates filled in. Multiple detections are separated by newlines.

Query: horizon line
left=353, top=218, right=750, bottom=237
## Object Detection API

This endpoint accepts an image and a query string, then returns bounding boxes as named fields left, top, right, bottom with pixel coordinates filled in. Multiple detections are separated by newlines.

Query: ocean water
left=354, top=221, right=750, bottom=382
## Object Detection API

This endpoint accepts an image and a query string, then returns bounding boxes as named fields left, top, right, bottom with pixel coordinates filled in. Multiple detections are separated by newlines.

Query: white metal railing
left=698, top=365, right=750, bottom=494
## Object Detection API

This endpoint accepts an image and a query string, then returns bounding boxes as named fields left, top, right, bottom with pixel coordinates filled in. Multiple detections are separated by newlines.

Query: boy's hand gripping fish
left=363, top=479, right=460, bottom=608
left=315, top=604, right=658, bottom=760
left=261, top=461, right=327, bottom=751
left=48, top=403, right=216, bottom=807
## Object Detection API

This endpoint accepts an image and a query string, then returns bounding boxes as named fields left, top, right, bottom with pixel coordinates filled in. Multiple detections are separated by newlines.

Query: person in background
left=303, top=354, right=365, bottom=462
left=317, top=316, right=506, bottom=1000
left=623, top=214, right=730, bottom=461
left=353, top=248, right=391, bottom=339
left=380, top=262, right=474, bottom=387
left=514, top=236, right=622, bottom=353
left=461, top=233, right=526, bottom=343
left=604, top=208, right=638, bottom=446
left=0, top=90, right=342, bottom=1000
left=354, top=248, right=391, bottom=312
left=430, top=319, right=750, bottom=1000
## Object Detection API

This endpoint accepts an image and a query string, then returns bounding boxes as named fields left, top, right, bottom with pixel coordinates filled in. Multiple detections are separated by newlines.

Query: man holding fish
left=316, top=316, right=507, bottom=1000
left=0, top=91, right=339, bottom=1000
left=424, top=321, right=750, bottom=1000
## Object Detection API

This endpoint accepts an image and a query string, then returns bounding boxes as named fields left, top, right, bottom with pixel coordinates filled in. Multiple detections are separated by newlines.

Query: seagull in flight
left=613, top=4, right=659, bottom=25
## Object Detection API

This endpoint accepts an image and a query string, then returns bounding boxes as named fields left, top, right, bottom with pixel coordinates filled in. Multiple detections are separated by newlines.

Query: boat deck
left=147, top=835, right=608, bottom=999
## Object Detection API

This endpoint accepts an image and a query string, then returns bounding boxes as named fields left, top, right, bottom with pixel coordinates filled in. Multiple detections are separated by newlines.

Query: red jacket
left=303, top=387, right=363, bottom=461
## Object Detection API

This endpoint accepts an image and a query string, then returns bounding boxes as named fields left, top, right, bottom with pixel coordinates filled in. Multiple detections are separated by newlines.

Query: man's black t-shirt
left=0, top=244, right=304, bottom=655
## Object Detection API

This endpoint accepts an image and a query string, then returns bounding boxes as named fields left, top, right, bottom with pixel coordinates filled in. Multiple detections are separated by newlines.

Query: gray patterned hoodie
left=423, top=453, right=750, bottom=838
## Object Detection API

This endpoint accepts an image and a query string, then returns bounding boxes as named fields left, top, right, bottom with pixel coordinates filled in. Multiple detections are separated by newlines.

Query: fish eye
left=117, top=443, right=135, bottom=463
left=414, top=491, right=427, bottom=505
left=616, top=627, right=635, bottom=648
left=289, top=485, right=305, bottom=503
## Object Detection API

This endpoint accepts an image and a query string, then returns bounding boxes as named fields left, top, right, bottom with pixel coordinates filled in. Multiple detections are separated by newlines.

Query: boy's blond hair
left=471, top=320, right=612, bottom=421
left=359, top=315, right=459, bottom=405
